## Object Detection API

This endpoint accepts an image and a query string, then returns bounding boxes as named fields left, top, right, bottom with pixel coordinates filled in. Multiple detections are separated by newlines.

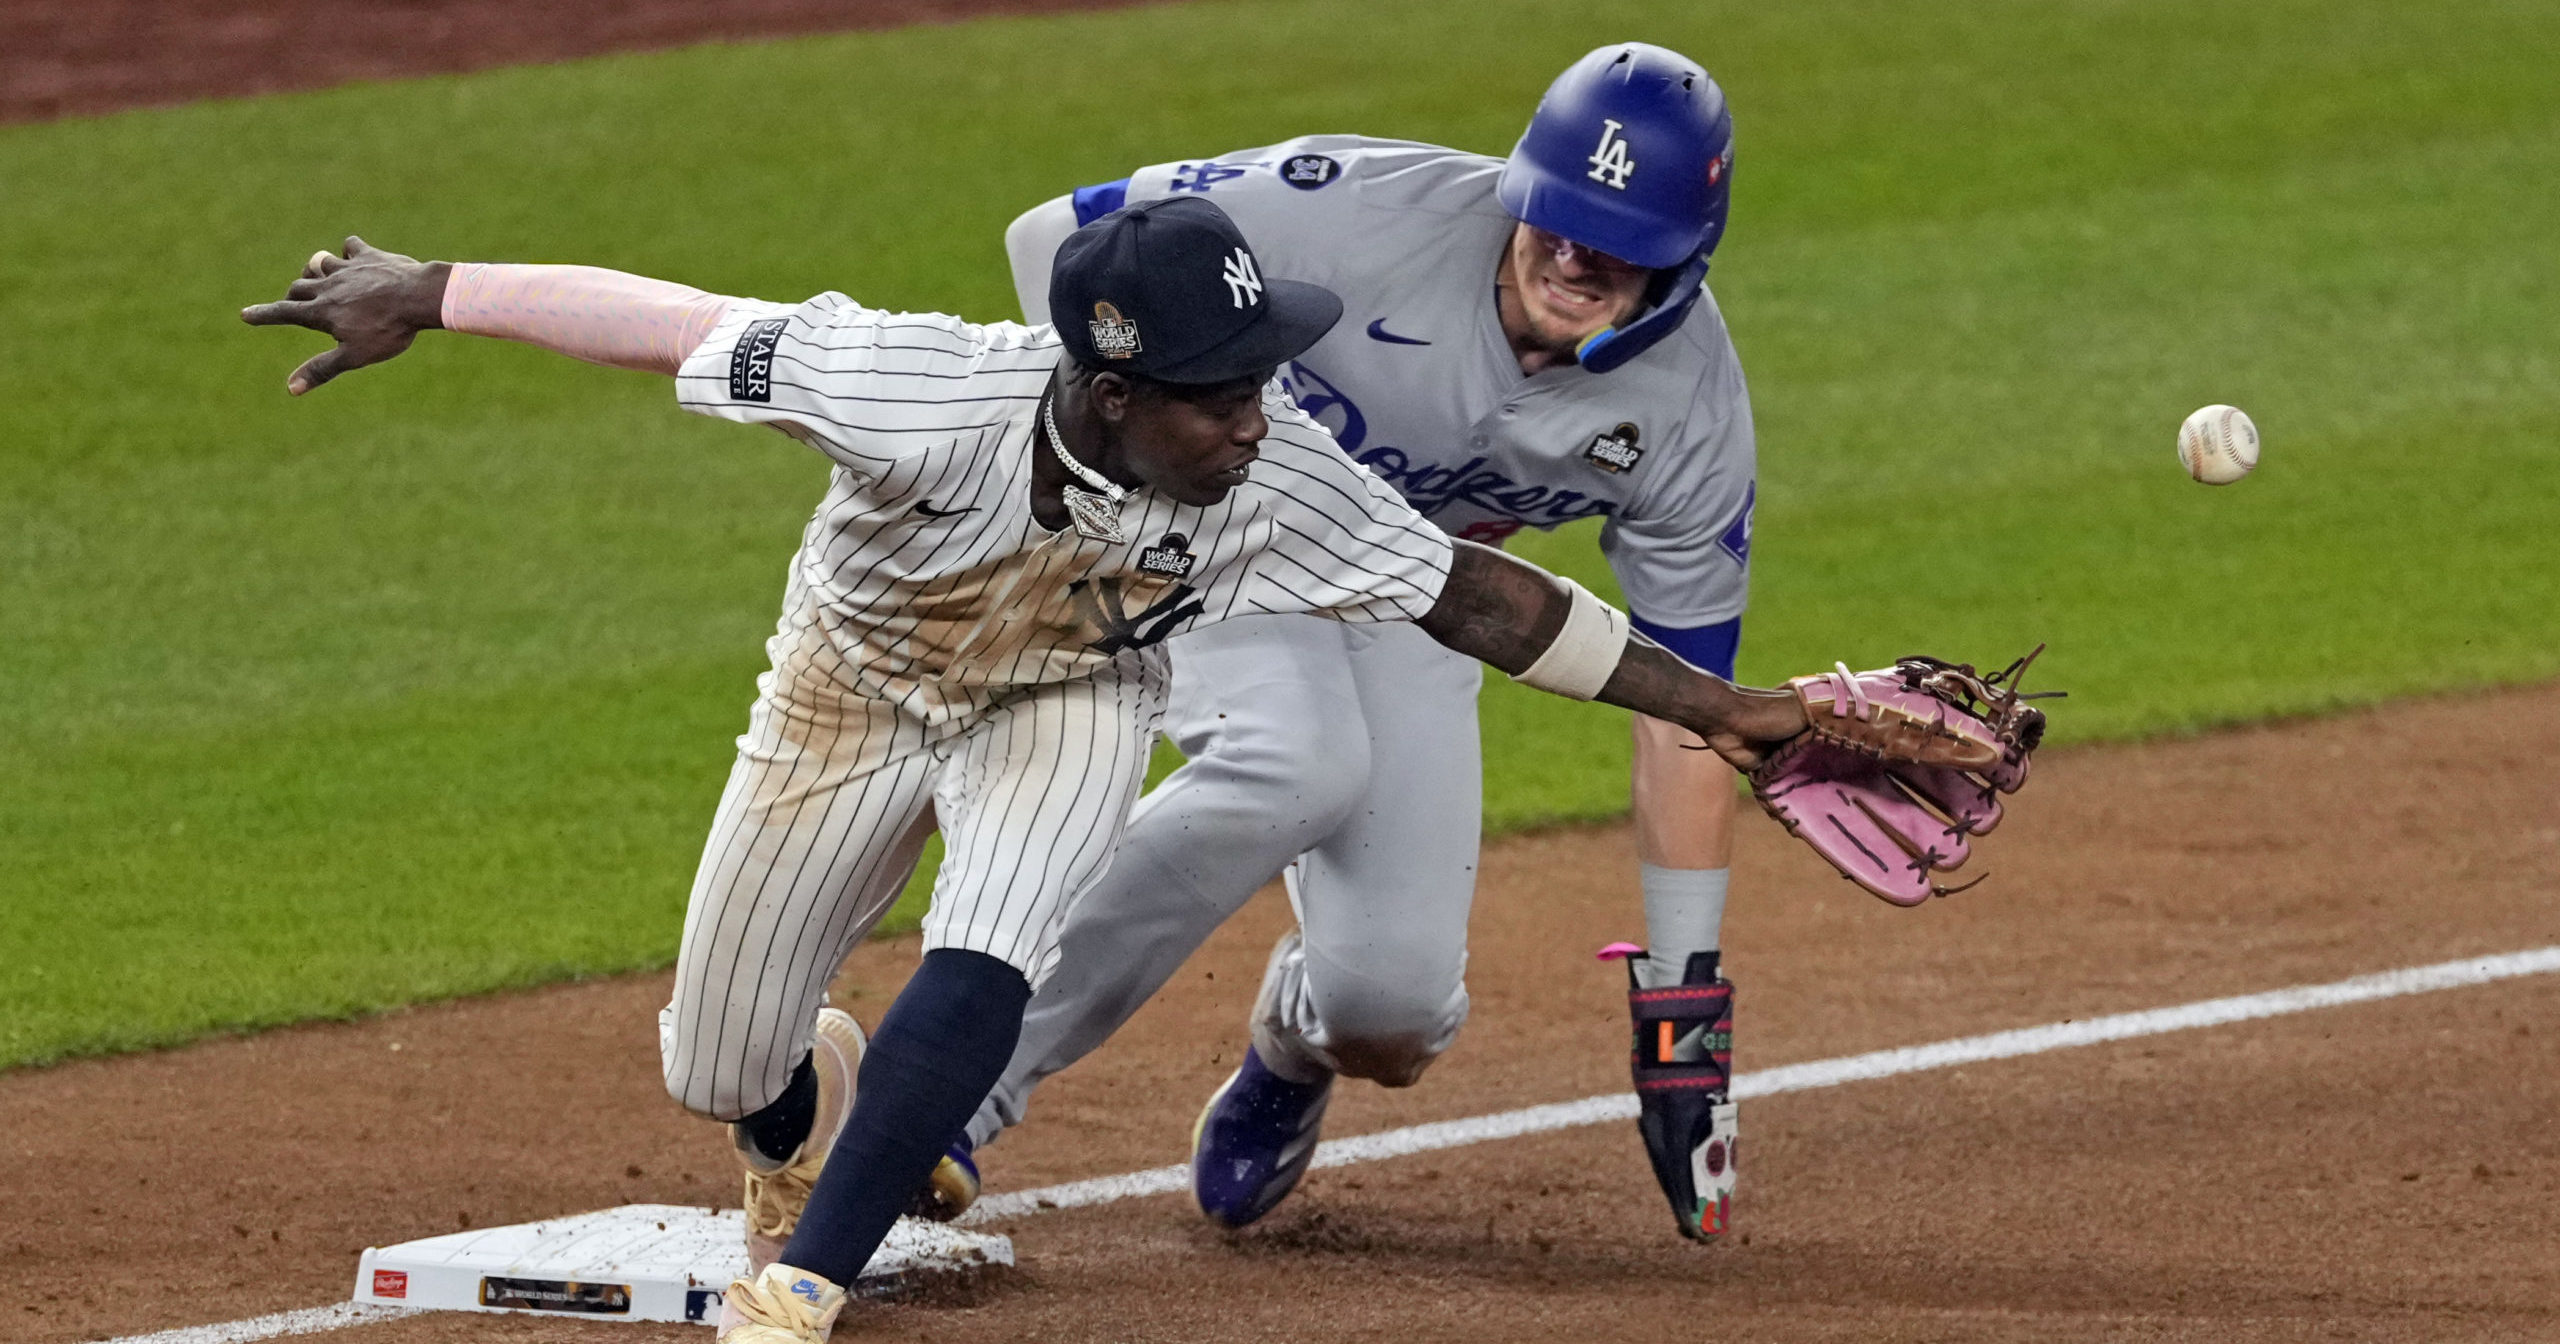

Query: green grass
left=4, top=0, right=2555, bottom=1067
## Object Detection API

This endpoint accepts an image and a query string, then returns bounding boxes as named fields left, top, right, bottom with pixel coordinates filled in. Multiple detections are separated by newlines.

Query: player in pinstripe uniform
left=245, top=195, right=1825, bottom=1341
left=962, top=44, right=1760, bottom=1241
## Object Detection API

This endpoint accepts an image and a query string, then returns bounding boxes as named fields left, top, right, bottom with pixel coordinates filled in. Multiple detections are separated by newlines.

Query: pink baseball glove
left=1749, top=649, right=2057, bottom=906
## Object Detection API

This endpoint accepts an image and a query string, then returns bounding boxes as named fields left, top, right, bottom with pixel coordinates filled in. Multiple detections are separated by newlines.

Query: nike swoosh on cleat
left=1364, top=319, right=1430, bottom=346
left=913, top=500, right=978, bottom=518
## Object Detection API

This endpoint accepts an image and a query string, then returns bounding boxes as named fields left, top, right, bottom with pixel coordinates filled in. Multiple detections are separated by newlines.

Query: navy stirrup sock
left=781, top=948, right=1032, bottom=1285
left=736, top=1053, right=819, bottom=1163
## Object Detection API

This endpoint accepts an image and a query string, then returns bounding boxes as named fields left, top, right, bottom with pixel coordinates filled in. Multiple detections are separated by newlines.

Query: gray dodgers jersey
left=675, top=295, right=1454, bottom=724
left=1109, top=135, right=1756, bottom=630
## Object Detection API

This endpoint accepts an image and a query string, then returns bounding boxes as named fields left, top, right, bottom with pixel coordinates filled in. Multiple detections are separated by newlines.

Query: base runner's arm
left=241, top=238, right=733, bottom=395
left=1417, top=541, right=1805, bottom=769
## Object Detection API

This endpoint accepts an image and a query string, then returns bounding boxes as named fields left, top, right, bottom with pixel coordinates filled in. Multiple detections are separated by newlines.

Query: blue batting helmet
left=1496, top=43, right=1735, bottom=372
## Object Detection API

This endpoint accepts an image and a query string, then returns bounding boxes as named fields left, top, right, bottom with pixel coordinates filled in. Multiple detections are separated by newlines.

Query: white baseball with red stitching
left=2177, top=404, right=2259, bottom=485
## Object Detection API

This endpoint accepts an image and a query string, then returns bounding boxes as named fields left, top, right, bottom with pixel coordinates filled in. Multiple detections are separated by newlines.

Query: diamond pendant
left=1062, top=484, right=1127, bottom=544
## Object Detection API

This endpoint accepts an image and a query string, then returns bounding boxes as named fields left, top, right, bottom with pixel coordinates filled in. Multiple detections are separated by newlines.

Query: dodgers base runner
left=245, top=188, right=1845, bottom=1340
left=956, top=44, right=1758, bottom=1242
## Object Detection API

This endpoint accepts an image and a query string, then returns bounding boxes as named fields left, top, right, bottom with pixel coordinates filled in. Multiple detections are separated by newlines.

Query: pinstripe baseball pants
left=657, top=624, right=1167, bottom=1121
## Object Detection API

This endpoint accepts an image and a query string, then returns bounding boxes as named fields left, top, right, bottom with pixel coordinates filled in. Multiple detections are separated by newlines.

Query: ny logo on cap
left=1089, top=301, right=1142, bottom=359
left=1222, top=247, right=1264, bottom=309
left=1587, top=118, right=1636, bottom=189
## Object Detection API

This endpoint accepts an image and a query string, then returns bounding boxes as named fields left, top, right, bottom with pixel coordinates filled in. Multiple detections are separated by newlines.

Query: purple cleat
left=907, top=1138, right=979, bottom=1223
left=1189, top=1045, right=1333, bottom=1228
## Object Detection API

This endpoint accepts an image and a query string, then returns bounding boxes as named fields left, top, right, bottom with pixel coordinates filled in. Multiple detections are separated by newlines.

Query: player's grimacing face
left=1118, top=372, right=1273, bottom=506
left=1503, top=223, right=1650, bottom=352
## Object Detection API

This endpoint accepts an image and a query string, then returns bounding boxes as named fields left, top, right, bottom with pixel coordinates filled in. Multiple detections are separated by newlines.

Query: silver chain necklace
left=1042, top=390, right=1129, bottom=544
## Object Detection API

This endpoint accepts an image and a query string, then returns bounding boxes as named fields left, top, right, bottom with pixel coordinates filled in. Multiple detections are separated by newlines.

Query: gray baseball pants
left=969, top=611, right=1482, bottom=1148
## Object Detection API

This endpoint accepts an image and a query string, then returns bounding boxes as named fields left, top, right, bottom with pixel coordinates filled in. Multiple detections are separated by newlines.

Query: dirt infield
left=9, top=684, right=2559, bottom=1343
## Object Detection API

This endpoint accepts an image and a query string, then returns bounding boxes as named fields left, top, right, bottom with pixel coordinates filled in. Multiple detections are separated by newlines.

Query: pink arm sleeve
left=440, top=262, right=736, bottom=376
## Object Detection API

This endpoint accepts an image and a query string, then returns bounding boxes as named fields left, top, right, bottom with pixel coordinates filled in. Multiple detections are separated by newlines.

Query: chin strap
left=1574, top=253, right=1711, bottom=375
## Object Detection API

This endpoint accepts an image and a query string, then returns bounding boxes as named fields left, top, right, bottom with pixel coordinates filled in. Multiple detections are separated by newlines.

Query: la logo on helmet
left=1586, top=118, right=1636, bottom=189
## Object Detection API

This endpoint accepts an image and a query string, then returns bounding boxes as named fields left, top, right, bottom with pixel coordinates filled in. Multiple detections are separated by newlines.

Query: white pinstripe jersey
left=674, top=294, right=1455, bottom=724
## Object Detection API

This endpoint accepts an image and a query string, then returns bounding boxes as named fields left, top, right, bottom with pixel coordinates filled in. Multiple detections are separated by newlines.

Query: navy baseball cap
left=1050, top=196, right=1342, bottom=385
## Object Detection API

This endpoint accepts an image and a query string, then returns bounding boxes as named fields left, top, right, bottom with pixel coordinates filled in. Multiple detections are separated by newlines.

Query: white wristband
left=1511, top=577, right=1630, bottom=700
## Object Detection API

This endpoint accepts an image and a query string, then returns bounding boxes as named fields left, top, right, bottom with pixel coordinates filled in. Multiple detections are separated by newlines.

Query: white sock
left=1642, top=864, right=1729, bottom=986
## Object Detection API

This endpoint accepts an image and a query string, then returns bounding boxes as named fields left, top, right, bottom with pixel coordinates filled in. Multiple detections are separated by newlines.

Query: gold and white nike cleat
left=739, top=1007, right=865, bottom=1273
left=716, top=1262, right=846, bottom=1343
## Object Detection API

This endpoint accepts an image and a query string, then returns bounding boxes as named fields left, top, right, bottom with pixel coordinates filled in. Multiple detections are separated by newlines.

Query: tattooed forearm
left=1417, top=542, right=1570, bottom=675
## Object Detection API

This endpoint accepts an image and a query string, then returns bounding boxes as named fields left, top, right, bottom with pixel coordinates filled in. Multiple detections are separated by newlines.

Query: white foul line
left=963, top=944, right=2560, bottom=1219
left=98, top=1304, right=424, bottom=1344
left=105, top=945, right=2560, bottom=1343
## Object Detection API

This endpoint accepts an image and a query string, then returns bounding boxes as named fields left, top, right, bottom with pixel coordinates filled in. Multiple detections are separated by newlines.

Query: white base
left=350, top=1205, right=1012, bottom=1324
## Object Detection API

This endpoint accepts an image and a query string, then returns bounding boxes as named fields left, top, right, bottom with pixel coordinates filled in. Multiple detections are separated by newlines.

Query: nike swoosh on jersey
left=1364, top=319, right=1430, bottom=346
left=913, top=500, right=978, bottom=518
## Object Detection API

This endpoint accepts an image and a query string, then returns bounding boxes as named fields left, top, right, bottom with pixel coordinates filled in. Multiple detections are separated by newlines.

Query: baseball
left=2177, top=404, right=2259, bottom=485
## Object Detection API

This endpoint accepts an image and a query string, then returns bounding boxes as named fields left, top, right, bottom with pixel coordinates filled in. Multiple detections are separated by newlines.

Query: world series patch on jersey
left=1584, top=422, right=1644, bottom=474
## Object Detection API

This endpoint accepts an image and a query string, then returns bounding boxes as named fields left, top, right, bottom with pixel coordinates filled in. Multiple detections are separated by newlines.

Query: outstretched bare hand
left=240, top=237, right=449, bottom=395
left=1684, top=685, right=1810, bottom=773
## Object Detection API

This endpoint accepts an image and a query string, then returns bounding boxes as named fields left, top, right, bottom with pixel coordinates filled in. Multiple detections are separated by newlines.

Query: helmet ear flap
left=1575, top=252, right=1710, bottom=375
left=1641, top=263, right=1686, bottom=310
